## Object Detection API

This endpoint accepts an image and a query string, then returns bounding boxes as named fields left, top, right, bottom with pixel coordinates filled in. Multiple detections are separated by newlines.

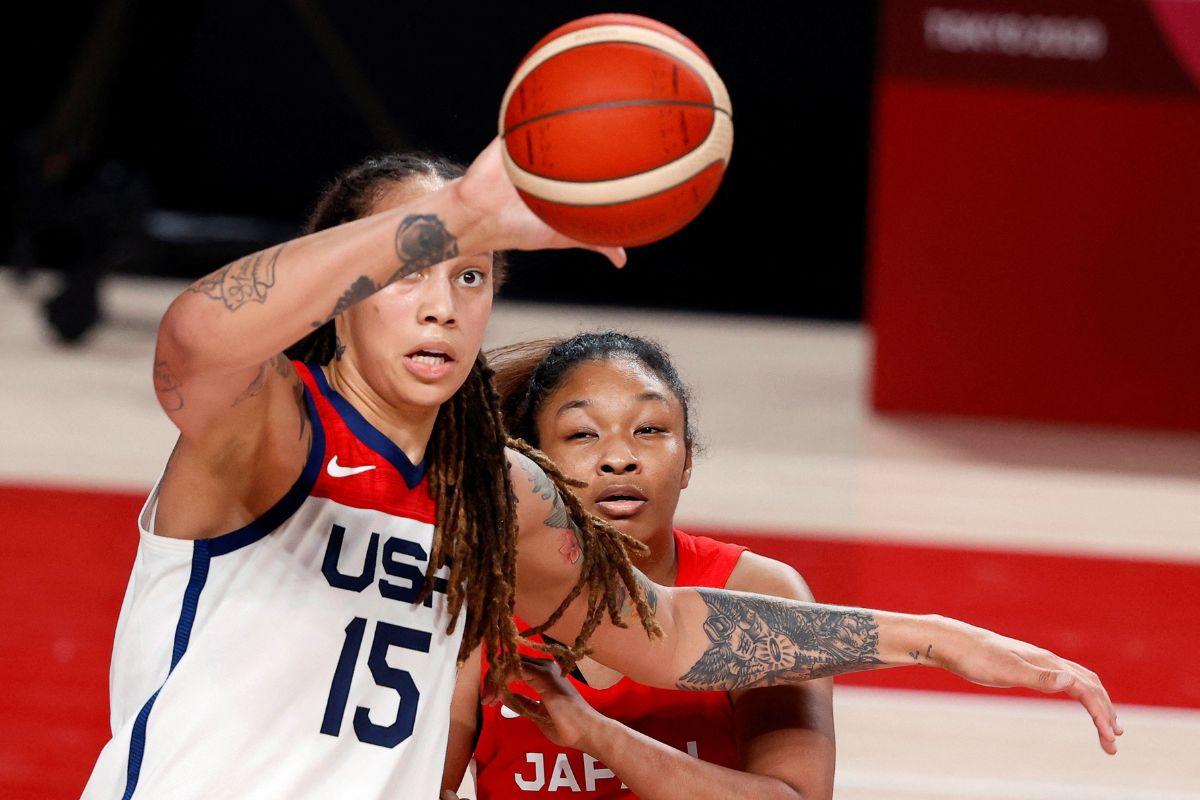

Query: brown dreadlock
left=285, top=152, right=658, bottom=711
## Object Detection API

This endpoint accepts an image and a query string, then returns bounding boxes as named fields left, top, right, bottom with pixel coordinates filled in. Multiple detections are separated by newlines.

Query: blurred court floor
left=2, top=269, right=1198, bottom=799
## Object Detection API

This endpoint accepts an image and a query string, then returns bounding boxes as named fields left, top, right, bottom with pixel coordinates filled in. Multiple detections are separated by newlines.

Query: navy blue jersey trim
left=304, top=362, right=426, bottom=489
left=122, top=540, right=212, bottom=798
left=204, top=385, right=326, bottom=557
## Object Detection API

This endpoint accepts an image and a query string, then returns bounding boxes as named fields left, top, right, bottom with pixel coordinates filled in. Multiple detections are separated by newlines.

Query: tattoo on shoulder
left=514, top=455, right=585, bottom=563
left=187, top=245, right=283, bottom=311
left=388, top=214, right=458, bottom=284
left=676, top=590, right=882, bottom=690
left=154, top=360, right=184, bottom=411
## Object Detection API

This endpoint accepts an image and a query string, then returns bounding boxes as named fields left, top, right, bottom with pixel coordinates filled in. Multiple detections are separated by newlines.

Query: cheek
left=537, top=444, right=590, bottom=485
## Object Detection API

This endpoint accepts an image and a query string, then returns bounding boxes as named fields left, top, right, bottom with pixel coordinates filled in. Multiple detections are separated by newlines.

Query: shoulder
left=505, top=446, right=554, bottom=507
left=724, top=550, right=815, bottom=602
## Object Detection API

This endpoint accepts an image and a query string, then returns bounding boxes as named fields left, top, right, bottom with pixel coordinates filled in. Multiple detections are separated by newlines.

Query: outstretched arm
left=507, top=451, right=1122, bottom=755
left=510, top=557, right=834, bottom=800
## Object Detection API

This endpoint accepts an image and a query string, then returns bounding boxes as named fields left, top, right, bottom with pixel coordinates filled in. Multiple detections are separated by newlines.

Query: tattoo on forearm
left=188, top=245, right=283, bottom=310
left=154, top=360, right=184, bottom=411
left=315, top=275, right=378, bottom=326
left=388, top=214, right=459, bottom=284
left=677, top=590, right=882, bottom=690
left=909, top=643, right=933, bottom=664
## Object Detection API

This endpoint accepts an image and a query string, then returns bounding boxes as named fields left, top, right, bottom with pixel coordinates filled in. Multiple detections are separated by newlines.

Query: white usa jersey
left=83, top=362, right=464, bottom=799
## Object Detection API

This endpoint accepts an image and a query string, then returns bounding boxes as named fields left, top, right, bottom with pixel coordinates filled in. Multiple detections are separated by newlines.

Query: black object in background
left=5, top=1, right=876, bottom=320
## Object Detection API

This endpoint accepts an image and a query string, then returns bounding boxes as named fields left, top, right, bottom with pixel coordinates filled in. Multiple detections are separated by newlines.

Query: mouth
left=593, top=484, right=648, bottom=520
left=403, top=343, right=457, bottom=381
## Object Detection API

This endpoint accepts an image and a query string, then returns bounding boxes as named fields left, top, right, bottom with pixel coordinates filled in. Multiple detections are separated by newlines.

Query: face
left=337, top=176, right=495, bottom=410
left=534, top=357, right=692, bottom=544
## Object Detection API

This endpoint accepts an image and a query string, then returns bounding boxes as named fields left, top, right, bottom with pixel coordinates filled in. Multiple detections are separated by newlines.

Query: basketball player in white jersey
left=82, top=139, right=1120, bottom=799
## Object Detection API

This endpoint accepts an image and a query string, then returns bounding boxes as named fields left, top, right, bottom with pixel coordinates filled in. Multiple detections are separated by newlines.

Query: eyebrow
left=555, top=399, right=590, bottom=417
left=554, top=391, right=671, bottom=417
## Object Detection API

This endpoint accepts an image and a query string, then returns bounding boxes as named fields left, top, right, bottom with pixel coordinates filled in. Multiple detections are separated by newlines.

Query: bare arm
left=442, top=647, right=482, bottom=794
left=507, top=451, right=1122, bottom=755
left=150, top=140, right=622, bottom=539
left=513, top=556, right=834, bottom=800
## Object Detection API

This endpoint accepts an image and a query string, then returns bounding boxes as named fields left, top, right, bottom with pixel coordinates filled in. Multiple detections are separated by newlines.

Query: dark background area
left=3, top=1, right=877, bottom=322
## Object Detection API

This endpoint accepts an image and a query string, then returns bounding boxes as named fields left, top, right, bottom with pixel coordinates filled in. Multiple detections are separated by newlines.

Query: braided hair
left=285, top=154, right=655, bottom=706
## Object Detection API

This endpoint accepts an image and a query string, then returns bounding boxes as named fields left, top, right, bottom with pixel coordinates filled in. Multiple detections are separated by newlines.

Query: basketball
left=498, top=14, right=733, bottom=247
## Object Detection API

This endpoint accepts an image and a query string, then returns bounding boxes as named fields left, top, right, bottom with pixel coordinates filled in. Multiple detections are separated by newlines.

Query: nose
left=416, top=272, right=456, bottom=326
left=599, top=443, right=640, bottom=475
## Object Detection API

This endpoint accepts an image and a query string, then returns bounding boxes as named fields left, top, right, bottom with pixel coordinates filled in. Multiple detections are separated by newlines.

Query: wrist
left=445, top=177, right=498, bottom=250
left=577, top=714, right=624, bottom=760
left=876, top=611, right=962, bottom=668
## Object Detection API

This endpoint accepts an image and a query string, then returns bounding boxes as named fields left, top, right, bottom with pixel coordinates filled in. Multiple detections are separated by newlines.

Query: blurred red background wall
left=869, top=0, right=1200, bottom=431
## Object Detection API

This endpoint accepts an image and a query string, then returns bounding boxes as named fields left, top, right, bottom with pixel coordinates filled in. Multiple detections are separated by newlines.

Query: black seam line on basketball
left=524, top=158, right=725, bottom=207
left=503, top=99, right=730, bottom=137
left=511, top=125, right=724, bottom=184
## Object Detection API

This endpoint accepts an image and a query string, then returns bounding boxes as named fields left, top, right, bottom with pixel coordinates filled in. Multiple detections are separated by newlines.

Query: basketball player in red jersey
left=86, top=136, right=1120, bottom=799
left=443, top=332, right=835, bottom=799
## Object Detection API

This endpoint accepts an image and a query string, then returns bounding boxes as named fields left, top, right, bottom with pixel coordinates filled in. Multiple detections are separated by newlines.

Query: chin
left=392, top=369, right=470, bottom=409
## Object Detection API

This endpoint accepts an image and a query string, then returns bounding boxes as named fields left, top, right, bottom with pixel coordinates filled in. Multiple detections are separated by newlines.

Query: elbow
left=156, top=292, right=224, bottom=377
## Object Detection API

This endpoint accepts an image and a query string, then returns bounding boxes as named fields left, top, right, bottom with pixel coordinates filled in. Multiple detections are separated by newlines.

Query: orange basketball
left=499, top=14, right=733, bottom=247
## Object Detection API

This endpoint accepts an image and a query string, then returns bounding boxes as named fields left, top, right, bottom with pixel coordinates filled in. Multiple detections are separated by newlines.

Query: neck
left=634, top=524, right=680, bottom=586
left=324, top=358, right=438, bottom=465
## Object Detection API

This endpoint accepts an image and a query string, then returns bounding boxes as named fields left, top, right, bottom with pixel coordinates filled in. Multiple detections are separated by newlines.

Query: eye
left=457, top=269, right=486, bottom=287
left=636, top=425, right=666, bottom=436
left=566, top=430, right=596, bottom=441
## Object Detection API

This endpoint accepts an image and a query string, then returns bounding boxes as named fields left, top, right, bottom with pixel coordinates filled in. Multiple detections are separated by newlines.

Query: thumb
left=441, top=792, right=461, bottom=800
left=593, top=246, right=627, bottom=268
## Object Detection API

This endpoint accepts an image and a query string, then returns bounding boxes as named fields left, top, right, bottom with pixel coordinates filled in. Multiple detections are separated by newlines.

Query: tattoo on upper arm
left=154, top=360, right=184, bottom=411
left=388, top=214, right=459, bottom=285
left=677, top=590, right=882, bottom=690
left=188, top=245, right=283, bottom=310
left=616, top=573, right=659, bottom=619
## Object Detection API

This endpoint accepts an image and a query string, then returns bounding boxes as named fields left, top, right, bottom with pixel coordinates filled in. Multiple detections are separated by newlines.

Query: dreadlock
left=284, top=151, right=656, bottom=711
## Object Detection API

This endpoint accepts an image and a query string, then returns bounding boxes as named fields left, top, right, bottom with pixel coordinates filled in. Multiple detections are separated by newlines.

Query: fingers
left=596, top=246, right=627, bottom=268
left=1027, top=661, right=1121, bottom=755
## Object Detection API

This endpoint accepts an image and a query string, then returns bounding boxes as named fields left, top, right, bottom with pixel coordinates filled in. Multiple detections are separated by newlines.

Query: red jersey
left=473, top=530, right=748, bottom=799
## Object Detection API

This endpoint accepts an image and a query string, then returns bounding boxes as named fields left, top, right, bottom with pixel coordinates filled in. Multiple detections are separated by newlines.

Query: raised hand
left=453, top=138, right=627, bottom=267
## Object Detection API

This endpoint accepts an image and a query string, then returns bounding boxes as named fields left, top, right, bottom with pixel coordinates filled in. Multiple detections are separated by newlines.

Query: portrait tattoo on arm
left=677, top=589, right=882, bottom=690
left=188, top=245, right=283, bottom=311
left=388, top=214, right=459, bottom=284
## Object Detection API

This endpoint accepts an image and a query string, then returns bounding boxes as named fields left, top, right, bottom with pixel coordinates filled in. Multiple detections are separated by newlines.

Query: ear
left=680, top=447, right=693, bottom=491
